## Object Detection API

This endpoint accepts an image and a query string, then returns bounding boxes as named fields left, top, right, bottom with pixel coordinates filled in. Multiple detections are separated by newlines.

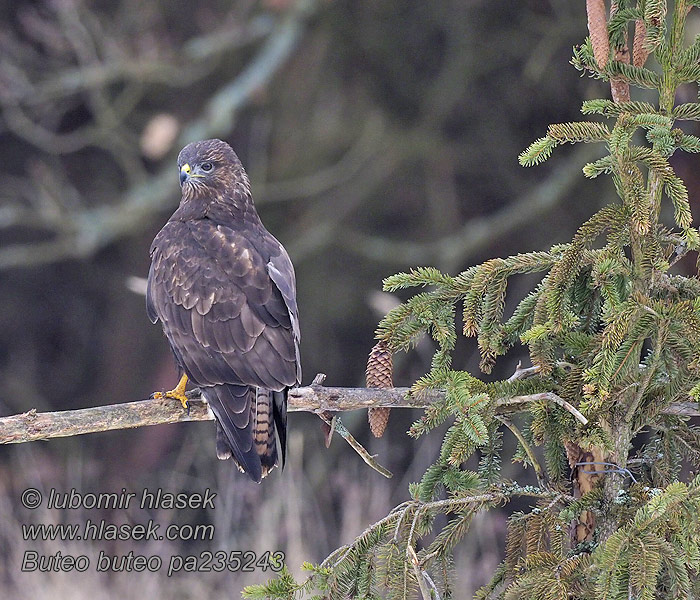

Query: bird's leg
left=153, top=374, right=190, bottom=411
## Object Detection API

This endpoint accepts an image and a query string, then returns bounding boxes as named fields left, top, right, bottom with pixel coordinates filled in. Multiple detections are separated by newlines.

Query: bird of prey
left=147, top=139, right=301, bottom=483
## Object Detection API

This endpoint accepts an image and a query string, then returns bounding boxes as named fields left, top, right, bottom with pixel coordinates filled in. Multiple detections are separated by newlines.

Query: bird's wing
left=147, top=218, right=298, bottom=391
left=267, top=244, right=302, bottom=384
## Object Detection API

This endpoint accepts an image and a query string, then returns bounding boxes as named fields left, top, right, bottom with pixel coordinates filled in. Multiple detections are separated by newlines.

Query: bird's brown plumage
left=147, top=139, right=300, bottom=482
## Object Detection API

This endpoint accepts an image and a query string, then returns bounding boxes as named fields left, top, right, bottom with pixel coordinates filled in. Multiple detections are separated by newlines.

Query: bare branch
left=659, top=402, right=700, bottom=417
left=507, top=362, right=542, bottom=383
left=1, top=381, right=696, bottom=446
left=0, top=395, right=212, bottom=444
left=499, top=392, right=589, bottom=426
left=317, top=410, right=393, bottom=479
left=408, top=544, right=434, bottom=600
left=0, top=385, right=434, bottom=445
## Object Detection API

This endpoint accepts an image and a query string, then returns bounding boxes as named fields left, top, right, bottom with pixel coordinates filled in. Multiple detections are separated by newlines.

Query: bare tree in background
left=0, top=0, right=316, bottom=268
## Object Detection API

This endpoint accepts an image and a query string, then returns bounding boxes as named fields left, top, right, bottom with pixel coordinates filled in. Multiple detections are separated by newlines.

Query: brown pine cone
left=366, top=341, right=393, bottom=437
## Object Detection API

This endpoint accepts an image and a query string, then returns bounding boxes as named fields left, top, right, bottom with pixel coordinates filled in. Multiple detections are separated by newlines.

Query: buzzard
left=147, top=139, right=301, bottom=483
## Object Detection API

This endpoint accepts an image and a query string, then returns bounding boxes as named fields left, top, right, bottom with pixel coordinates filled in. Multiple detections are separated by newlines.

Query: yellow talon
left=153, top=374, right=190, bottom=410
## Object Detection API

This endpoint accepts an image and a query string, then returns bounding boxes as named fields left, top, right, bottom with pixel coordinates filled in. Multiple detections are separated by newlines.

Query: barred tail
left=254, top=388, right=288, bottom=476
left=206, top=384, right=288, bottom=483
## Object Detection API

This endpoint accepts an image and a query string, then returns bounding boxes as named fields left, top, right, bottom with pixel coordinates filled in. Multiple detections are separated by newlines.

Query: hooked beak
left=180, top=163, right=191, bottom=186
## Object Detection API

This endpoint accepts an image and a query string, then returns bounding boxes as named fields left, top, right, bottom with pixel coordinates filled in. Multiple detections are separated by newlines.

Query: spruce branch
left=581, top=99, right=657, bottom=116
left=191, top=4, right=700, bottom=596
left=605, top=60, right=661, bottom=90
left=672, top=103, right=700, bottom=120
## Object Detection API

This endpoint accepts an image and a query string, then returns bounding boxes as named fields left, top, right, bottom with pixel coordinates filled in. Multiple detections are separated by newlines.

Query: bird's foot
left=152, top=374, right=190, bottom=412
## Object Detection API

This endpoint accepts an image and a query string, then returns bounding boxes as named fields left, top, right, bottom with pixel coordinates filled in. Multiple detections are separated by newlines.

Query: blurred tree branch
left=336, top=144, right=599, bottom=271
left=0, top=0, right=317, bottom=270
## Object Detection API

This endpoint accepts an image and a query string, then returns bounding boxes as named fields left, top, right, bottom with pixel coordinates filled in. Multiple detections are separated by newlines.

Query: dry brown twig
left=309, top=373, right=394, bottom=478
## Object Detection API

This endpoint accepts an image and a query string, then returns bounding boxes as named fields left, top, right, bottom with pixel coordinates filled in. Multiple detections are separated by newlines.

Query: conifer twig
left=625, top=322, right=668, bottom=422
left=318, top=487, right=571, bottom=572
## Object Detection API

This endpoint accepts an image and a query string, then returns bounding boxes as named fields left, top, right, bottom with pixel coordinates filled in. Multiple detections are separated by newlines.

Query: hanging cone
left=366, top=340, right=393, bottom=437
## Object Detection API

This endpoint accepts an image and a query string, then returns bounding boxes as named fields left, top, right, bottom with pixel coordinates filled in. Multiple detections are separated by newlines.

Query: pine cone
left=368, top=407, right=391, bottom=438
left=366, top=341, right=393, bottom=437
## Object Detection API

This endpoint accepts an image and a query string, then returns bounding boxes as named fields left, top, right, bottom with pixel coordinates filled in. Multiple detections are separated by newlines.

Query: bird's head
left=176, top=139, right=250, bottom=201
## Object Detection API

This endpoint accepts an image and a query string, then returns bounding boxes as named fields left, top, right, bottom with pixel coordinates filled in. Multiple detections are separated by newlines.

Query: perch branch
left=1, top=384, right=697, bottom=445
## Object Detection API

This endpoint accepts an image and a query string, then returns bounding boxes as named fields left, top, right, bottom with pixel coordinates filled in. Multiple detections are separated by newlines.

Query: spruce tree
left=245, top=1, right=700, bottom=598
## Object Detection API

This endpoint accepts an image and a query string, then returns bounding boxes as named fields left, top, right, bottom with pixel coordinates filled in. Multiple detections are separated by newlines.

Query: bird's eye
left=201, top=162, right=213, bottom=172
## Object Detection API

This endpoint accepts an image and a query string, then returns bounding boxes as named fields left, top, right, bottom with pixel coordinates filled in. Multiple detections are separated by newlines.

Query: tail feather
left=272, top=389, right=288, bottom=469
left=254, top=388, right=288, bottom=476
left=254, top=388, right=278, bottom=477
left=203, top=384, right=288, bottom=482
left=215, top=422, right=232, bottom=460
left=202, top=384, right=262, bottom=483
